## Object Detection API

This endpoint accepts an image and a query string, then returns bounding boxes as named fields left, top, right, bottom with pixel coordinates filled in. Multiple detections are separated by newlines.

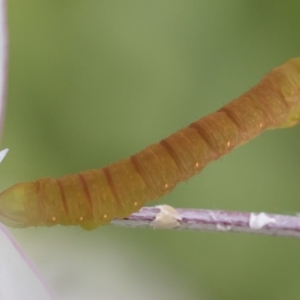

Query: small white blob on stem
left=151, top=205, right=182, bottom=229
left=216, top=224, right=232, bottom=231
left=249, top=212, right=276, bottom=229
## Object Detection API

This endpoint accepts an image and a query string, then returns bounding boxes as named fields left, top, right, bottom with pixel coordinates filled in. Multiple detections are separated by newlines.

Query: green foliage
left=3, top=1, right=300, bottom=299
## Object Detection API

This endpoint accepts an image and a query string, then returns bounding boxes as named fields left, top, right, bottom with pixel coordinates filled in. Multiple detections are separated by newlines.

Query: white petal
left=0, top=147, right=8, bottom=163
left=0, top=225, right=56, bottom=299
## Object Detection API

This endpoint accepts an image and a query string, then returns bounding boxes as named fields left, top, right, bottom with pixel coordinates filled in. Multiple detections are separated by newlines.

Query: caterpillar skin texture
left=1, top=58, right=300, bottom=230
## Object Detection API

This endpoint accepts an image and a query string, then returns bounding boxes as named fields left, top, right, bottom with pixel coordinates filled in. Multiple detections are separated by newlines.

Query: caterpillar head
left=0, top=183, right=36, bottom=228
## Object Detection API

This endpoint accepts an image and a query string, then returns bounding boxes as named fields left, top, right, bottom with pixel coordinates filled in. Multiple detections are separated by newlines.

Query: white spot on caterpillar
left=249, top=212, right=276, bottom=229
left=0, top=148, right=8, bottom=164
left=151, top=205, right=182, bottom=229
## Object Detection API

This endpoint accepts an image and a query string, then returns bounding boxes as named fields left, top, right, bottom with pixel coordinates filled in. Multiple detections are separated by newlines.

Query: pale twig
left=112, top=207, right=300, bottom=238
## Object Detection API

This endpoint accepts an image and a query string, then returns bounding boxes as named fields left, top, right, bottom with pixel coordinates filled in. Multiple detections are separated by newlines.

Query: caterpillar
left=1, top=58, right=300, bottom=230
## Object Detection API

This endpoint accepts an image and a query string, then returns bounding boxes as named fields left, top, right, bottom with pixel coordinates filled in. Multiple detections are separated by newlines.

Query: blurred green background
left=3, top=1, right=300, bottom=299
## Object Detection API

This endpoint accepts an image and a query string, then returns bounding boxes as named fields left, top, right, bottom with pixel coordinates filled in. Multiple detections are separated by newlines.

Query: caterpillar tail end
left=278, top=58, right=300, bottom=128
left=0, top=184, right=29, bottom=228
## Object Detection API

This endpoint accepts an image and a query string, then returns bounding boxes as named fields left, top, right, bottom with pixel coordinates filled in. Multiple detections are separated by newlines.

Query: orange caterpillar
left=1, top=58, right=300, bottom=230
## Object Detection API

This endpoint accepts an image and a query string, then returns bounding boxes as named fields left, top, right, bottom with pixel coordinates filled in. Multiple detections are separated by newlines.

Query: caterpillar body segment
left=1, top=58, right=300, bottom=229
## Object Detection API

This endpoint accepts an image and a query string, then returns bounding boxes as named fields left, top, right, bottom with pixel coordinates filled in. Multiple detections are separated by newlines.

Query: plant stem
left=112, top=207, right=300, bottom=238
